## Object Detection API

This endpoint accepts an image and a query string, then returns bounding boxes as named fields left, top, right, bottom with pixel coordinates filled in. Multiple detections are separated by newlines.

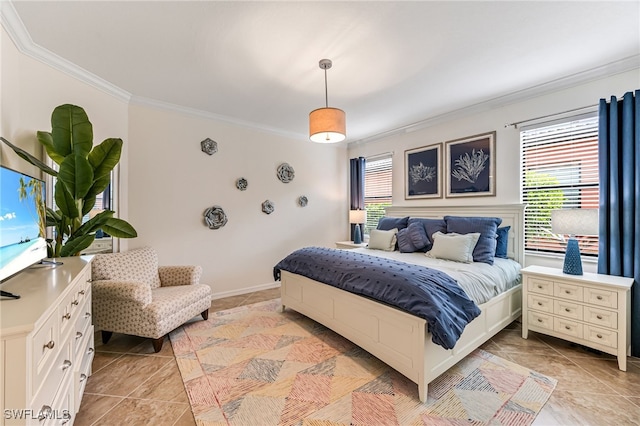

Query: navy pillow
left=495, top=226, right=510, bottom=259
left=444, top=216, right=502, bottom=265
left=407, top=218, right=447, bottom=251
left=377, top=216, right=409, bottom=231
left=397, top=222, right=430, bottom=253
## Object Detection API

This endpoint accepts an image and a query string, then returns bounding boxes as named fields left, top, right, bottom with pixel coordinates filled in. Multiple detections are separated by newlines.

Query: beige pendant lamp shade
left=309, top=59, right=346, bottom=143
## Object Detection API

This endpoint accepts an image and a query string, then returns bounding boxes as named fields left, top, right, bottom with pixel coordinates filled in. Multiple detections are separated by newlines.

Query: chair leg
left=101, top=331, right=113, bottom=344
left=151, top=337, right=164, bottom=353
left=201, top=309, right=209, bottom=321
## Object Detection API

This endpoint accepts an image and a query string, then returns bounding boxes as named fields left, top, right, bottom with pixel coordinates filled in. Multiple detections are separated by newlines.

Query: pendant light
left=309, top=59, right=346, bottom=143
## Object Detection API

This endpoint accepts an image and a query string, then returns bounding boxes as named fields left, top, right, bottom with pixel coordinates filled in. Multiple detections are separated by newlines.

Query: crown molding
left=1, top=1, right=131, bottom=103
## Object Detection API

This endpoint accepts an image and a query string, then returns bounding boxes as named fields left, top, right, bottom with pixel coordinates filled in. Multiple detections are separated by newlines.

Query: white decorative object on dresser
left=521, top=265, right=633, bottom=371
left=335, top=241, right=368, bottom=249
left=0, top=256, right=94, bottom=426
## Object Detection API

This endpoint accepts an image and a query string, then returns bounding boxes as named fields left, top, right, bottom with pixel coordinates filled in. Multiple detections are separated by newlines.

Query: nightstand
left=521, top=265, right=633, bottom=371
left=335, top=241, right=368, bottom=249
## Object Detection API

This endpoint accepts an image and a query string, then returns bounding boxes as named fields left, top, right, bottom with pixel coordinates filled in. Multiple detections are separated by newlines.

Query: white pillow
left=427, top=231, right=480, bottom=263
left=368, top=228, right=398, bottom=251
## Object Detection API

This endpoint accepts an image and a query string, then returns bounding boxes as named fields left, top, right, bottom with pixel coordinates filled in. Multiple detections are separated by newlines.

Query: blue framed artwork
left=405, top=143, right=442, bottom=199
left=445, top=131, right=496, bottom=198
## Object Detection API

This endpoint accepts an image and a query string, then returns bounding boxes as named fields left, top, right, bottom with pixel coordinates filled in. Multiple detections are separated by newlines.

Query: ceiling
left=7, top=1, right=640, bottom=143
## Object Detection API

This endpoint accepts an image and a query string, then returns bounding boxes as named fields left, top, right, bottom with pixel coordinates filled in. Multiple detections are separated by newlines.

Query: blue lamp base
left=353, top=224, right=362, bottom=244
left=563, top=237, right=583, bottom=275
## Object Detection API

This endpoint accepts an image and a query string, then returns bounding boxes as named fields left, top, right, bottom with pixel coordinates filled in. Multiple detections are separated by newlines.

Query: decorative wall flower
left=262, top=200, right=275, bottom=214
left=277, top=163, right=295, bottom=183
left=236, top=178, right=248, bottom=191
left=298, top=195, right=308, bottom=207
left=201, top=138, right=218, bottom=155
left=203, top=205, right=227, bottom=229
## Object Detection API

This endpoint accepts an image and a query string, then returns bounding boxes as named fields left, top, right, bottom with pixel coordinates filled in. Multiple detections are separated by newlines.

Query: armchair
left=91, top=247, right=212, bottom=352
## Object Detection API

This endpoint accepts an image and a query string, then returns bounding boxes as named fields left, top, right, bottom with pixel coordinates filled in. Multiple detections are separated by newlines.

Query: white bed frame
left=280, top=204, right=525, bottom=402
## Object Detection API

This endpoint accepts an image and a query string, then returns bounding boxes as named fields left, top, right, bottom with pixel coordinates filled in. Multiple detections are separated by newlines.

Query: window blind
left=364, top=155, right=392, bottom=234
left=521, top=115, right=599, bottom=256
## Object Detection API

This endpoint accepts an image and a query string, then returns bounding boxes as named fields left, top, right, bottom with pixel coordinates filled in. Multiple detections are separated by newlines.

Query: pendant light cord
left=324, top=68, right=329, bottom=108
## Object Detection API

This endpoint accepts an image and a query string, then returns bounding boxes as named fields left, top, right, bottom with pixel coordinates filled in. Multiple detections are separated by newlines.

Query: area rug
left=169, top=299, right=557, bottom=426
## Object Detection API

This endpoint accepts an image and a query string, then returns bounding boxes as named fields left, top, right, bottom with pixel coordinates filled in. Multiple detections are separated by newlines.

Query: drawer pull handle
left=565, top=290, right=571, bottom=294
left=537, top=302, right=543, bottom=306
left=537, top=318, right=543, bottom=323
left=79, top=289, right=86, bottom=295
left=85, top=312, right=92, bottom=318
left=62, top=359, right=72, bottom=370
left=597, top=295, right=603, bottom=300
left=80, top=373, right=88, bottom=382
left=537, top=285, right=543, bottom=289
left=63, top=313, right=71, bottom=320
left=596, top=315, right=603, bottom=320
left=597, top=334, right=603, bottom=339
left=565, top=308, right=571, bottom=312
left=88, top=347, right=95, bottom=354
left=565, top=326, right=571, bottom=330
left=72, top=299, right=79, bottom=306
left=38, top=405, right=52, bottom=421
left=76, top=331, right=83, bottom=340
left=44, top=341, right=55, bottom=350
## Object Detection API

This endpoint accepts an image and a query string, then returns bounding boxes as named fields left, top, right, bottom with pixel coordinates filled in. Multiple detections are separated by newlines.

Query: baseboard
left=211, top=281, right=280, bottom=300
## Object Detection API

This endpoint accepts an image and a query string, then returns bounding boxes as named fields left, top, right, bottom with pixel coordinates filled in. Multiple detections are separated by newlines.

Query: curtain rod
left=504, top=104, right=598, bottom=129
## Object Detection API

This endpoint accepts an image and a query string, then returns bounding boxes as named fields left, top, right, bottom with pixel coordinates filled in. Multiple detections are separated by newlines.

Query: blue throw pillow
left=495, top=226, right=510, bottom=259
left=444, top=216, right=502, bottom=265
left=397, top=222, right=430, bottom=253
left=377, top=216, right=409, bottom=231
left=407, top=217, right=447, bottom=251
left=397, top=228, right=417, bottom=253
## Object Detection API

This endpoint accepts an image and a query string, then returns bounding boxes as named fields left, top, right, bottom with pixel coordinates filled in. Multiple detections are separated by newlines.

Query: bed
left=277, top=204, right=525, bottom=402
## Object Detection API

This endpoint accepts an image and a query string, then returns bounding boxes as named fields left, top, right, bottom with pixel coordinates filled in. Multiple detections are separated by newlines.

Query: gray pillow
left=407, top=217, right=447, bottom=251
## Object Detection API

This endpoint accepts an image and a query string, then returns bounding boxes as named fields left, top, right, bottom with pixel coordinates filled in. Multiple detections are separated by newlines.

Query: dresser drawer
left=528, top=311, right=553, bottom=331
left=31, top=339, right=74, bottom=423
left=554, top=282, right=584, bottom=301
left=584, top=325, right=618, bottom=349
left=584, top=287, right=617, bottom=309
left=32, top=309, right=60, bottom=393
left=554, top=299, right=583, bottom=321
left=554, top=317, right=583, bottom=339
left=585, top=306, right=617, bottom=329
left=528, top=294, right=553, bottom=313
left=528, top=278, right=553, bottom=296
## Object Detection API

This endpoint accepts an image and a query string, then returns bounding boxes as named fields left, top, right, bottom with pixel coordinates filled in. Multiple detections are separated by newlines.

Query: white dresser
left=521, top=265, right=633, bottom=371
left=0, top=257, right=94, bottom=426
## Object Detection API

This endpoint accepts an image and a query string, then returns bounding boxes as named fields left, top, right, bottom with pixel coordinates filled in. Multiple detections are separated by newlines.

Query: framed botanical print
left=405, top=143, right=442, bottom=199
left=445, top=131, right=496, bottom=198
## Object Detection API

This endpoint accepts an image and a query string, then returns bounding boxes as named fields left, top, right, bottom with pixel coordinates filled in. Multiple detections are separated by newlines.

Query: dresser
left=521, top=265, right=633, bottom=371
left=0, top=257, right=94, bottom=425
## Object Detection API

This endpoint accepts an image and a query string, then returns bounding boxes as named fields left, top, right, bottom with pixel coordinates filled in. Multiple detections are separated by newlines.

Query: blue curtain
left=598, top=90, right=640, bottom=356
left=350, top=157, right=366, bottom=240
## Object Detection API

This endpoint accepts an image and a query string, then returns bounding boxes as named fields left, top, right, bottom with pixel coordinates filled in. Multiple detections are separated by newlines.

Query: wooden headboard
left=384, top=204, right=526, bottom=265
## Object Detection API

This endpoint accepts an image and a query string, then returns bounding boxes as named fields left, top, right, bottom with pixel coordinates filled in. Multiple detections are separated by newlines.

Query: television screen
left=0, top=165, right=48, bottom=282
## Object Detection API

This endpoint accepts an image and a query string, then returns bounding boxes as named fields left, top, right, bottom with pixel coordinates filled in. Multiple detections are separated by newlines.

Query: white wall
left=348, top=69, right=640, bottom=273
left=126, top=104, right=347, bottom=296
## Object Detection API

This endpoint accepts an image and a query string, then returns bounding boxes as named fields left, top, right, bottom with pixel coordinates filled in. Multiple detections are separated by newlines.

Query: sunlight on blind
left=364, top=155, right=392, bottom=234
left=521, top=115, right=599, bottom=256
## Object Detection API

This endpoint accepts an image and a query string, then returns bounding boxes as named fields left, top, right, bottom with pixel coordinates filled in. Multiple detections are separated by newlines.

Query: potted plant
left=1, top=104, right=137, bottom=257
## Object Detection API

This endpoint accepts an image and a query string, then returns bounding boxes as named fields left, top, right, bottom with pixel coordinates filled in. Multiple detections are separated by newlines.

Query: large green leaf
left=85, top=174, right=111, bottom=199
left=60, top=234, right=95, bottom=257
left=54, top=180, right=79, bottom=219
left=102, top=218, right=138, bottom=238
left=58, top=153, right=94, bottom=199
left=36, top=131, right=65, bottom=165
left=50, top=104, right=93, bottom=158
left=82, top=195, right=97, bottom=217
left=45, top=208, right=62, bottom=227
left=88, top=138, right=122, bottom=179
left=0, top=137, right=58, bottom=176
left=75, top=210, right=114, bottom=236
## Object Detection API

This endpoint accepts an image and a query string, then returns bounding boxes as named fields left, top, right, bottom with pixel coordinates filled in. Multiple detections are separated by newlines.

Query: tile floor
left=75, top=287, right=640, bottom=426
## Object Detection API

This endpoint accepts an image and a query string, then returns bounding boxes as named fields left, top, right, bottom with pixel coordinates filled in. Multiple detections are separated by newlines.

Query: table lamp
left=551, top=209, right=599, bottom=275
left=349, top=209, right=367, bottom=244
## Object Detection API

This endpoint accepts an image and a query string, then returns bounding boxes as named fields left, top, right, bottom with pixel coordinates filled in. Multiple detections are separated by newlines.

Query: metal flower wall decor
left=203, top=205, right=228, bottom=229
left=277, top=163, right=295, bottom=183
left=236, top=178, right=248, bottom=191
left=201, top=138, right=218, bottom=155
left=262, top=200, right=275, bottom=214
left=298, top=195, right=308, bottom=207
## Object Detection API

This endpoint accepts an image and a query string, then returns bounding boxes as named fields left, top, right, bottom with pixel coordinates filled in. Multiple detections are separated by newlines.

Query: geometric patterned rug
left=169, top=299, right=557, bottom=426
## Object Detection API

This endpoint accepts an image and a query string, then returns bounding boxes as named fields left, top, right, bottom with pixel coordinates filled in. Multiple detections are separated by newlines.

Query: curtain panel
left=349, top=157, right=366, bottom=241
left=598, top=90, right=640, bottom=356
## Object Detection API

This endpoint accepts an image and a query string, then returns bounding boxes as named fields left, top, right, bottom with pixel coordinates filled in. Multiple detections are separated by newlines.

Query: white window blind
left=364, top=155, right=392, bottom=234
left=521, top=115, right=599, bottom=256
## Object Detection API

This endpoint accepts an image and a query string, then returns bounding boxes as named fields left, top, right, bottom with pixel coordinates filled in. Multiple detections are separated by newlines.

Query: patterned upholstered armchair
left=91, top=246, right=212, bottom=352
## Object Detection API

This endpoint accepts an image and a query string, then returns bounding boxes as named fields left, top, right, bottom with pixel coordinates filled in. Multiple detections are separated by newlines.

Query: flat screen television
left=0, top=165, right=48, bottom=282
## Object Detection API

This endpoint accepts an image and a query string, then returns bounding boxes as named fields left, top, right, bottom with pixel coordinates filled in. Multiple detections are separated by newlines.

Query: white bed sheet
left=350, top=248, right=522, bottom=305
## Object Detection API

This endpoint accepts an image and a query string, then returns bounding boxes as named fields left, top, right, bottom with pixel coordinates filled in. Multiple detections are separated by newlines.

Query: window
left=521, top=115, right=599, bottom=256
left=364, top=154, right=392, bottom=235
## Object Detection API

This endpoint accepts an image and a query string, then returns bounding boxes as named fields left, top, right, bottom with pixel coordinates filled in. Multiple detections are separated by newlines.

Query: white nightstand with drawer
left=521, top=265, right=633, bottom=371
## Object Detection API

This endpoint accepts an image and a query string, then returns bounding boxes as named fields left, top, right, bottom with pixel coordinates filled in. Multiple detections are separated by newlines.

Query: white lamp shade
left=309, top=107, right=346, bottom=143
left=551, top=209, right=599, bottom=236
left=349, top=209, right=366, bottom=224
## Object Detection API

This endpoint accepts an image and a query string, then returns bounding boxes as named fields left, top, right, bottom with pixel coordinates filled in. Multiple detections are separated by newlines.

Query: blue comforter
left=273, top=247, right=481, bottom=350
